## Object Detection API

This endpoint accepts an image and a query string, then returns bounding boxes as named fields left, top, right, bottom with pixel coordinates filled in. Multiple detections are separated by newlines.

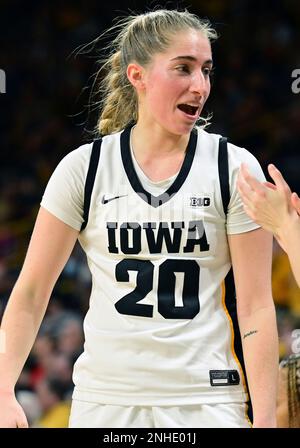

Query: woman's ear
left=127, top=63, right=145, bottom=91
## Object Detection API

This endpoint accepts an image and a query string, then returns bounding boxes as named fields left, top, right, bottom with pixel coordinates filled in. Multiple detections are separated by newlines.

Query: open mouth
left=177, top=104, right=199, bottom=116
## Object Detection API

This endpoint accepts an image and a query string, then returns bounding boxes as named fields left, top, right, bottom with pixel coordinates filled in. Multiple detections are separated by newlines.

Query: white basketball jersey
left=41, top=125, right=265, bottom=407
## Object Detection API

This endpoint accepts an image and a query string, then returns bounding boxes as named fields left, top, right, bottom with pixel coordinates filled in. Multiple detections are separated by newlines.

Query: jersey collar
left=120, top=124, right=198, bottom=208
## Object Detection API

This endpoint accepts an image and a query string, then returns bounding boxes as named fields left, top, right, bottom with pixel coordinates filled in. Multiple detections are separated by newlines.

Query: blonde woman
left=0, top=9, right=278, bottom=428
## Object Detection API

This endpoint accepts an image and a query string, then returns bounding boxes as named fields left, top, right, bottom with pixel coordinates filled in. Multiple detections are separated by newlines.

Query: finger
left=17, top=421, right=29, bottom=428
left=238, top=164, right=254, bottom=193
left=240, top=163, right=266, bottom=196
left=237, top=171, right=254, bottom=203
left=17, top=415, right=29, bottom=428
left=291, top=192, right=300, bottom=215
left=267, top=164, right=291, bottom=193
left=263, top=181, right=277, bottom=191
left=243, top=203, right=256, bottom=221
left=239, top=163, right=250, bottom=183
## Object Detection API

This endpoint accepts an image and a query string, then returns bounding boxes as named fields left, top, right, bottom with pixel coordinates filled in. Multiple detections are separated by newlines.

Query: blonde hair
left=91, top=9, right=217, bottom=135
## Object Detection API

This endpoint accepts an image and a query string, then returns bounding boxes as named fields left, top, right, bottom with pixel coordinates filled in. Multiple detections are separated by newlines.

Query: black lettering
left=183, top=220, right=210, bottom=253
left=144, top=222, right=184, bottom=253
left=115, top=259, right=154, bottom=317
left=120, top=222, right=141, bottom=254
left=189, top=197, right=211, bottom=207
left=115, top=259, right=200, bottom=319
left=107, top=222, right=118, bottom=253
left=158, top=259, right=200, bottom=319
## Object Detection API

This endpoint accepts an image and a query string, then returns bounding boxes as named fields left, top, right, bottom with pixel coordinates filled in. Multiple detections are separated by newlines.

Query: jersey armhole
left=80, top=138, right=102, bottom=231
left=218, top=136, right=230, bottom=217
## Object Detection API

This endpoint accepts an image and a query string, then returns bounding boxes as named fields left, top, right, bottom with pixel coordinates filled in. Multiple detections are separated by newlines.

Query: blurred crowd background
left=0, top=0, right=300, bottom=427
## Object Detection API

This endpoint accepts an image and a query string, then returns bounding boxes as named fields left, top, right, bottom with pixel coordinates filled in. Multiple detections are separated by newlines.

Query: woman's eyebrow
left=170, top=56, right=213, bottom=65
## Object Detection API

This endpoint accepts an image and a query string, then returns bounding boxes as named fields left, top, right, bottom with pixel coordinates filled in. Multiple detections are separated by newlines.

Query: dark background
left=0, top=0, right=300, bottom=426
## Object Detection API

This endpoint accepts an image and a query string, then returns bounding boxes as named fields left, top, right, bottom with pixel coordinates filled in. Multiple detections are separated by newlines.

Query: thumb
left=16, top=411, right=29, bottom=429
left=17, top=420, right=29, bottom=429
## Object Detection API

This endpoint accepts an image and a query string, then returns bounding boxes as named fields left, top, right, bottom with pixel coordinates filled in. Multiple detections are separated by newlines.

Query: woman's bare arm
left=0, top=207, right=79, bottom=427
left=228, top=227, right=278, bottom=428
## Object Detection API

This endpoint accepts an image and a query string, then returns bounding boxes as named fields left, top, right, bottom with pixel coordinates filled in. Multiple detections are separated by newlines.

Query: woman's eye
left=176, top=65, right=190, bottom=73
left=203, top=67, right=214, bottom=76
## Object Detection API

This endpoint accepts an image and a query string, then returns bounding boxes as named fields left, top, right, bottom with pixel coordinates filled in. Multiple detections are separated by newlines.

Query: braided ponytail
left=98, top=51, right=137, bottom=135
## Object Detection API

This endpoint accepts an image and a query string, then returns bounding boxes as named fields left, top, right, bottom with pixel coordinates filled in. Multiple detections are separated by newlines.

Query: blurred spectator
left=55, top=315, right=84, bottom=359
left=33, top=378, right=71, bottom=428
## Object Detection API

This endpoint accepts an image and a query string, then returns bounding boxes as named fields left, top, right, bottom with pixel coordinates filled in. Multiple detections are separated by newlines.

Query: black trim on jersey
left=218, top=137, right=230, bottom=216
left=80, top=138, right=102, bottom=231
left=219, top=139, right=252, bottom=422
left=120, top=124, right=198, bottom=208
left=224, top=268, right=253, bottom=424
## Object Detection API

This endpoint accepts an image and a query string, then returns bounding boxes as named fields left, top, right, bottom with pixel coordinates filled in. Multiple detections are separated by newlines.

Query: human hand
left=237, top=163, right=290, bottom=229
left=0, top=390, right=28, bottom=428
left=237, top=163, right=297, bottom=251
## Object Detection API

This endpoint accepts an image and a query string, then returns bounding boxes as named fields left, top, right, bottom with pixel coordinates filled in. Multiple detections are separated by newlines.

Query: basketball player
left=238, top=163, right=300, bottom=287
left=0, top=9, right=278, bottom=428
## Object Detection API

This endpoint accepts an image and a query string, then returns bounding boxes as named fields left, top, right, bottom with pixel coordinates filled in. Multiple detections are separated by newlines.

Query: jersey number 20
left=115, top=259, right=200, bottom=319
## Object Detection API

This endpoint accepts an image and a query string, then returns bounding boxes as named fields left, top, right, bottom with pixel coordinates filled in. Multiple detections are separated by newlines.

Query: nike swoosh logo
left=101, top=194, right=127, bottom=204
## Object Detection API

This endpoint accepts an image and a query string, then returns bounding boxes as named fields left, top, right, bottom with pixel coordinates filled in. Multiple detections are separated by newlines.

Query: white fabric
left=41, top=127, right=265, bottom=407
left=68, top=399, right=252, bottom=428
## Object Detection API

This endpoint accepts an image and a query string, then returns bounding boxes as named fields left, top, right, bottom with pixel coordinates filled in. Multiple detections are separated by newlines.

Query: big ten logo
left=0, top=69, right=6, bottom=93
left=291, top=69, right=300, bottom=94
left=291, top=328, right=300, bottom=354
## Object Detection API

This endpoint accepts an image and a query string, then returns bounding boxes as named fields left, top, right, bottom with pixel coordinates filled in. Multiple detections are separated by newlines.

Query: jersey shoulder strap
left=218, top=136, right=230, bottom=216
left=80, top=138, right=102, bottom=231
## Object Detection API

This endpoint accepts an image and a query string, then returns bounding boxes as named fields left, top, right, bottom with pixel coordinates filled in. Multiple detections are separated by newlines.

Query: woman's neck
left=130, top=123, right=190, bottom=182
left=131, top=123, right=190, bottom=160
